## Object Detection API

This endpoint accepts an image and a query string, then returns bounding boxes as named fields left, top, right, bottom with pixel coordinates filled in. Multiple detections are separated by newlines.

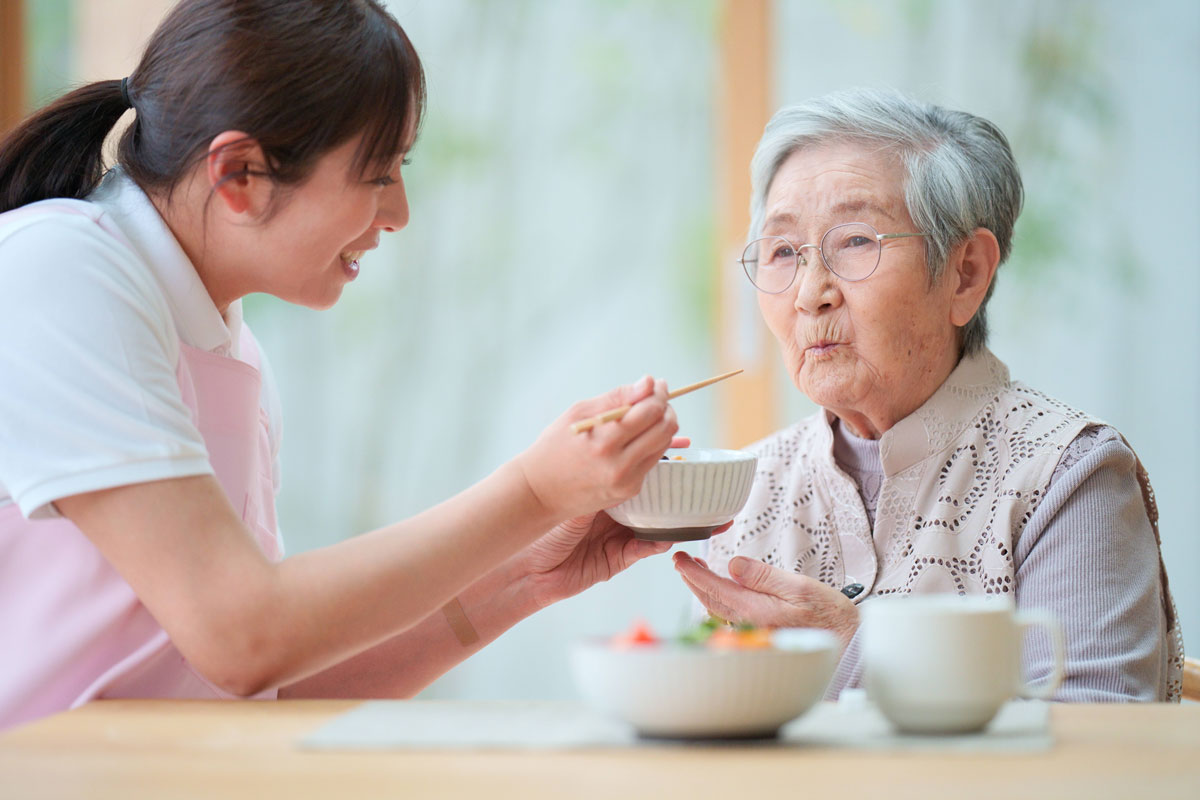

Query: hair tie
left=119, top=77, right=132, bottom=109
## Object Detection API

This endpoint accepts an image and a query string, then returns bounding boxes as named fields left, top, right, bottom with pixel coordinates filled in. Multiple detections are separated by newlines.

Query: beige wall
left=73, top=0, right=171, bottom=163
left=75, top=0, right=171, bottom=82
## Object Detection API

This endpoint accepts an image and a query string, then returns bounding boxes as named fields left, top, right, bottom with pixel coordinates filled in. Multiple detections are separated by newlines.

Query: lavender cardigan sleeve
left=1011, top=426, right=1169, bottom=700
left=824, top=426, right=1171, bottom=702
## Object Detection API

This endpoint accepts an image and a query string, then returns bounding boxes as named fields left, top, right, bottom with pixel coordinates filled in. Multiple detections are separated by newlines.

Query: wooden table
left=1, top=700, right=1197, bottom=799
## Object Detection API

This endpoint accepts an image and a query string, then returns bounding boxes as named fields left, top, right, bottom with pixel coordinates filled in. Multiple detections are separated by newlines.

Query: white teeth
left=340, top=250, right=364, bottom=263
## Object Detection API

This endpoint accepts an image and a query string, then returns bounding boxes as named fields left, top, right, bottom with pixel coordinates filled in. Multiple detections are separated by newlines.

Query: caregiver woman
left=674, top=88, right=1184, bottom=702
left=0, top=0, right=680, bottom=729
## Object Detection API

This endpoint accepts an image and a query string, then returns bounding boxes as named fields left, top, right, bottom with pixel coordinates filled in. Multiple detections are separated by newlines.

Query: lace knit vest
left=706, top=348, right=1184, bottom=701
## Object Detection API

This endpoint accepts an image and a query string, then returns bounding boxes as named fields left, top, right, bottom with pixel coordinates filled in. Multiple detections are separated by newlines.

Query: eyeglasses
left=739, top=222, right=929, bottom=293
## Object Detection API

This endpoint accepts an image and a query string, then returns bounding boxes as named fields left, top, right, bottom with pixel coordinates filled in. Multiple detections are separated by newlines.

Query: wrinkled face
left=756, top=143, right=961, bottom=437
left=254, top=135, right=410, bottom=310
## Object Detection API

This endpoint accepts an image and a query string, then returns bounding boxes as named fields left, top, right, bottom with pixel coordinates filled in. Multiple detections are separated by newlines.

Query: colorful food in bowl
left=605, top=448, right=757, bottom=542
left=570, top=619, right=839, bottom=739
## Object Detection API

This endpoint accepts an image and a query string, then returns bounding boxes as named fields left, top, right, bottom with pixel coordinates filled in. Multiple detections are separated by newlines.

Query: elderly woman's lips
left=806, top=342, right=841, bottom=357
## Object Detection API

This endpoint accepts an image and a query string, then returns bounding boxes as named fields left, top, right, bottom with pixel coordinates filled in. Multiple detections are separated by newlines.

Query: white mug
left=861, top=594, right=1065, bottom=734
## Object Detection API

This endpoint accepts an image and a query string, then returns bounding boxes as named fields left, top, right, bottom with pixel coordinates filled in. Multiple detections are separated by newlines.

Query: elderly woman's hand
left=672, top=552, right=859, bottom=648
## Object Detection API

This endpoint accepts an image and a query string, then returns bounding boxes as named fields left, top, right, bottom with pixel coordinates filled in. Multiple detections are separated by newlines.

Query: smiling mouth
left=339, top=250, right=364, bottom=280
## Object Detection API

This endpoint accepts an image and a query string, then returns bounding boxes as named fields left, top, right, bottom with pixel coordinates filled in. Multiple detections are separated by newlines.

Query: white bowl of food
left=605, top=448, right=757, bottom=541
left=570, top=620, right=839, bottom=739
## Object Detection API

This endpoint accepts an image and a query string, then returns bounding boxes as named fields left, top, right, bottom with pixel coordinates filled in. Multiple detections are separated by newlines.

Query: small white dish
left=569, top=628, right=839, bottom=739
left=605, top=448, right=757, bottom=541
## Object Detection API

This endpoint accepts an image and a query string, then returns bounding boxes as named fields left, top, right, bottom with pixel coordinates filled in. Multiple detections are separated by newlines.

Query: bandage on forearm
left=441, top=596, right=480, bottom=646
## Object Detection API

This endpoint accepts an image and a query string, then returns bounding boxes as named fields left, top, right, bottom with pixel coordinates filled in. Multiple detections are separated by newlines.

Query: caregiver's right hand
left=517, top=376, right=677, bottom=520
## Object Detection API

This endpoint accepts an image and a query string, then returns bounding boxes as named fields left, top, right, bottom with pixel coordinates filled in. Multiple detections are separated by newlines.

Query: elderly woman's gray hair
left=749, top=88, right=1023, bottom=357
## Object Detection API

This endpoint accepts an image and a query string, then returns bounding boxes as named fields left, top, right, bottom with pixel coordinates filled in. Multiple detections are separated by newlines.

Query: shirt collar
left=810, top=348, right=1010, bottom=477
left=89, top=168, right=241, bottom=357
left=877, top=348, right=1010, bottom=476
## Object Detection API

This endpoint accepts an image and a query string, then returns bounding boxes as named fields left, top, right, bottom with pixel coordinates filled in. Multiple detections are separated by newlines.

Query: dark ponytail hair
left=0, top=81, right=130, bottom=212
left=0, top=0, right=425, bottom=214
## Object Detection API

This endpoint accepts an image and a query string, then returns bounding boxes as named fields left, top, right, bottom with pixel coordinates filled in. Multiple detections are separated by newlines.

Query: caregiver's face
left=756, top=143, right=961, bottom=439
left=263, top=135, right=410, bottom=310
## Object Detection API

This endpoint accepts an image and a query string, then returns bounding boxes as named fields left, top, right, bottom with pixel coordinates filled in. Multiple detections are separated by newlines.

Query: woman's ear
left=206, top=131, right=270, bottom=217
left=947, top=227, right=1001, bottom=328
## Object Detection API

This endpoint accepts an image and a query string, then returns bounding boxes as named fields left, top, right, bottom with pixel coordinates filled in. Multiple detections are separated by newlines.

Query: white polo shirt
left=0, top=169, right=283, bottom=519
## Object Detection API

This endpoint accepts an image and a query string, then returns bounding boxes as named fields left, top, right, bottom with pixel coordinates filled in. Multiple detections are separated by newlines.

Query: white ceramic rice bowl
left=605, top=448, right=757, bottom=541
left=569, top=628, right=839, bottom=739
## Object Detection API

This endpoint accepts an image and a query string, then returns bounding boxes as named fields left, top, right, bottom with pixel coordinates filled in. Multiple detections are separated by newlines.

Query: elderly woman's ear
left=947, top=227, right=1001, bottom=328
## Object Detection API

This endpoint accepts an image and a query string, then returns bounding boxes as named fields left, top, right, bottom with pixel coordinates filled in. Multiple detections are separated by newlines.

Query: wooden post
left=0, top=0, right=24, bottom=136
left=715, top=0, right=776, bottom=448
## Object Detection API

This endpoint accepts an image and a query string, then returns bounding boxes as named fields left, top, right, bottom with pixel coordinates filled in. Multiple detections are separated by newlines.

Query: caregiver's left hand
left=513, top=433, right=695, bottom=607
left=516, top=511, right=671, bottom=609
left=673, top=552, right=859, bottom=647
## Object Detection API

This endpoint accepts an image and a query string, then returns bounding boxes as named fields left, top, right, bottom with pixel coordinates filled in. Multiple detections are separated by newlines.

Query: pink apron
left=0, top=201, right=283, bottom=729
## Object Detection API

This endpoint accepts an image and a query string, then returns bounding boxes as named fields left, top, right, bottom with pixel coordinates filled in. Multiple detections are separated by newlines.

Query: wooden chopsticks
left=570, top=369, right=743, bottom=434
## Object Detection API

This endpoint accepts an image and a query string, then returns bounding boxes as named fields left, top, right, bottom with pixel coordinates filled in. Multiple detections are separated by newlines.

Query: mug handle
left=1016, top=609, right=1065, bottom=700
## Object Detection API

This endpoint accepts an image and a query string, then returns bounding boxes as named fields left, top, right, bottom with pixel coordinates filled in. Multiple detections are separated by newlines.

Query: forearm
left=61, top=461, right=561, bottom=697
left=281, top=512, right=674, bottom=698
left=280, top=551, right=541, bottom=698
left=249, top=460, right=561, bottom=691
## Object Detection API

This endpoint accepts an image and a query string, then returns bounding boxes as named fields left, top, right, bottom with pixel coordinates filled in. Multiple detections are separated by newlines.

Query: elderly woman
left=673, top=89, right=1183, bottom=702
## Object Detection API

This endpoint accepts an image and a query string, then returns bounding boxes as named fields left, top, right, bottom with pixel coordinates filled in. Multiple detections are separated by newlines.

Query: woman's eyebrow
left=763, top=199, right=896, bottom=232
left=762, top=210, right=801, bottom=231
left=829, top=198, right=896, bottom=221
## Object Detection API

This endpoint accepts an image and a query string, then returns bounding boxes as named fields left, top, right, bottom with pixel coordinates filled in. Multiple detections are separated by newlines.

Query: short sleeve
left=0, top=214, right=213, bottom=518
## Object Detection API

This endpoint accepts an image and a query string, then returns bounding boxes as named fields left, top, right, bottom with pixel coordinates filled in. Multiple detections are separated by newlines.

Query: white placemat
left=299, top=698, right=1051, bottom=752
